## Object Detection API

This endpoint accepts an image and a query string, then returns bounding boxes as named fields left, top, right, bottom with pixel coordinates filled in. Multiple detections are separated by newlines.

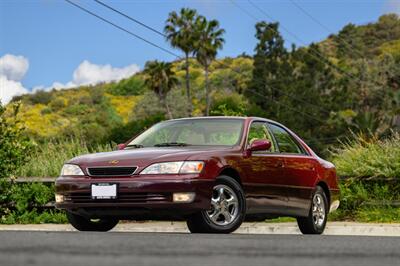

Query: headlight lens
left=140, top=161, right=204, bottom=175
left=180, top=161, right=204, bottom=173
left=61, top=164, right=84, bottom=176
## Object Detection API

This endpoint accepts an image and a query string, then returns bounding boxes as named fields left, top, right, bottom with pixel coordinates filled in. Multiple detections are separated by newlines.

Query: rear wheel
left=186, top=175, right=246, bottom=234
left=66, top=211, right=119, bottom=232
left=297, top=186, right=328, bottom=234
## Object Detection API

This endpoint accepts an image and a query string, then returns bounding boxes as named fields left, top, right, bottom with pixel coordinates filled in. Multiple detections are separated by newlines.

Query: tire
left=297, top=186, right=328, bottom=235
left=66, top=211, right=119, bottom=232
left=186, top=175, right=246, bottom=234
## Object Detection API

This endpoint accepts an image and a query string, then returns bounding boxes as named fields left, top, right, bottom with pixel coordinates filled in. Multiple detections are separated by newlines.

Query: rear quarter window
left=268, top=123, right=306, bottom=155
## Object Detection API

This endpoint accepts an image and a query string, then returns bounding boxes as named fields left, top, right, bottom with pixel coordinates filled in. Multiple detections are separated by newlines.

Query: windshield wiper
left=154, top=142, right=191, bottom=147
left=126, top=144, right=144, bottom=148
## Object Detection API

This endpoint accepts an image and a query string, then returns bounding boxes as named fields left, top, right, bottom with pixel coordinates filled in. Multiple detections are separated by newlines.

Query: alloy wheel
left=312, top=193, right=326, bottom=227
left=207, top=184, right=239, bottom=226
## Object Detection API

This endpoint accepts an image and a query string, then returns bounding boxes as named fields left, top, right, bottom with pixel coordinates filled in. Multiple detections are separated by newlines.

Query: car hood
left=68, top=146, right=232, bottom=169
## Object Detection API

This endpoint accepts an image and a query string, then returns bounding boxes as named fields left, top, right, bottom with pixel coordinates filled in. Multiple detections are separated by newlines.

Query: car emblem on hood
left=109, top=160, right=119, bottom=165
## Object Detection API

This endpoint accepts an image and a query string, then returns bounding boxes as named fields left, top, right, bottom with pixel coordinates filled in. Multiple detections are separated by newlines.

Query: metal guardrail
left=8, top=177, right=56, bottom=183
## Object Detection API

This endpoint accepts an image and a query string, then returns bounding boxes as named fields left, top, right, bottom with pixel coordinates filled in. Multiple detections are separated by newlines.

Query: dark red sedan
left=55, top=117, right=340, bottom=234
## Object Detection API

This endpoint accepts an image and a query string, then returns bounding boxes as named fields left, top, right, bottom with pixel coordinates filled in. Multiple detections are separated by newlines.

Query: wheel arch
left=316, top=181, right=331, bottom=206
left=218, top=167, right=242, bottom=186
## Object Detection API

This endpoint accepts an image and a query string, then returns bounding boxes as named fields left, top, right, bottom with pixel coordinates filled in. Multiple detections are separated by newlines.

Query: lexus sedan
left=55, top=117, right=340, bottom=234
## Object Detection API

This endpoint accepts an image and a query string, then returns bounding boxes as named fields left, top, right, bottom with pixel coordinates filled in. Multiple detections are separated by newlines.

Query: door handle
left=276, top=161, right=284, bottom=168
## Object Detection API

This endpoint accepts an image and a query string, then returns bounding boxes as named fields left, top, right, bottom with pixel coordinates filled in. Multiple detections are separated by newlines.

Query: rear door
left=267, top=123, right=317, bottom=216
left=242, top=121, right=288, bottom=214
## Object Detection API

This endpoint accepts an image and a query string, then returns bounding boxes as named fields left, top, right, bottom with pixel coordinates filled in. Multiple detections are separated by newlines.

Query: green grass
left=329, top=207, right=400, bottom=223
left=14, top=138, right=113, bottom=177
left=264, top=217, right=296, bottom=223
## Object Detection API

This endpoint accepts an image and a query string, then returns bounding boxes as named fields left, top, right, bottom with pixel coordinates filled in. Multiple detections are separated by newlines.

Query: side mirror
left=116, top=143, right=126, bottom=150
left=249, top=139, right=271, bottom=152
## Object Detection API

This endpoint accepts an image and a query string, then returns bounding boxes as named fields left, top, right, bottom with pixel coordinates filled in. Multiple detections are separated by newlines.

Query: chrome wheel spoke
left=221, top=210, right=232, bottom=223
left=211, top=198, right=219, bottom=208
left=209, top=210, right=221, bottom=222
left=217, top=187, right=225, bottom=200
left=226, top=196, right=238, bottom=207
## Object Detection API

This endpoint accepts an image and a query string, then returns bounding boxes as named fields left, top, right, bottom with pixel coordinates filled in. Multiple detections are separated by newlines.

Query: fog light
left=173, top=192, right=195, bottom=203
left=55, top=194, right=64, bottom=203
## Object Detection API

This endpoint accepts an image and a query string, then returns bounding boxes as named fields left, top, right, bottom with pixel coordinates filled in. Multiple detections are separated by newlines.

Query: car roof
left=163, top=116, right=280, bottom=124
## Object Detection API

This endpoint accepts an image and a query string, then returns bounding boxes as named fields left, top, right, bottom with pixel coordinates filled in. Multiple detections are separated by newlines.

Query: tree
left=194, top=16, right=225, bottom=116
left=288, top=44, right=338, bottom=149
left=246, top=21, right=291, bottom=118
left=165, top=8, right=199, bottom=117
left=143, top=60, right=178, bottom=119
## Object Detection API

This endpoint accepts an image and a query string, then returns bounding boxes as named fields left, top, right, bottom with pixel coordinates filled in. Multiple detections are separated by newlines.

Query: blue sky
left=0, top=0, right=398, bottom=103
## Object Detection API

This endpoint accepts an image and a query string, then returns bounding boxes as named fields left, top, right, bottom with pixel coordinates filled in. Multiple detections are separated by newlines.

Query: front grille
left=65, top=192, right=171, bottom=203
left=87, top=167, right=137, bottom=177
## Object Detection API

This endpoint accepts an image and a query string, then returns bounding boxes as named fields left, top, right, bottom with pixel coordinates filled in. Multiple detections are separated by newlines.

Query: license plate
left=91, top=183, right=117, bottom=199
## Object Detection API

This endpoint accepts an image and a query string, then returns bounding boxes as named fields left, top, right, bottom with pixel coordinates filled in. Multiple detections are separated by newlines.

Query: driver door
left=242, top=121, right=288, bottom=214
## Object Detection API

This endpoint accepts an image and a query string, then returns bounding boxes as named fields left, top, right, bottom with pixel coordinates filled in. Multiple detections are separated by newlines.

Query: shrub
left=108, top=113, right=165, bottom=144
left=1, top=182, right=67, bottom=224
left=0, top=102, right=33, bottom=178
left=26, top=90, right=53, bottom=105
left=329, top=134, right=400, bottom=221
left=329, top=179, right=400, bottom=222
left=330, top=133, right=400, bottom=179
left=210, top=92, right=248, bottom=116
left=108, top=76, right=145, bottom=96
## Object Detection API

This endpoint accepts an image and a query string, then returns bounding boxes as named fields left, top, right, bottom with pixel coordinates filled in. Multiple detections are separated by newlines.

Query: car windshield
left=127, top=118, right=244, bottom=147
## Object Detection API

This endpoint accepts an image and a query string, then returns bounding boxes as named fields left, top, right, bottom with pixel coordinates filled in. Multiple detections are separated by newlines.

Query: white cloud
left=0, top=54, right=30, bottom=104
left=0, top=75, right=29, bottom=104
left=0, top=54, right=29, bottom=81
left=39, top=60, right=140, bottom=91
left=383, top=0, right=400, bottom=15
left=0, top=54, right=140, bottom=104
left=72, top=60, right=140, bottom=86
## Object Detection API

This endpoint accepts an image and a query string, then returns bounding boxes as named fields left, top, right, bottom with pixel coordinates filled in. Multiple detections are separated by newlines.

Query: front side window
left=128, top=119, right=244, bottom=147
left=247, top=121, right=276, bottom=153
left=268, top=123, right=304, bottom=154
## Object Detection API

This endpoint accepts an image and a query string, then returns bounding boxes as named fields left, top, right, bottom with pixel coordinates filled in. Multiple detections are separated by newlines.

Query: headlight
left=140, top=161, right=204, bottom=175
left=60, top=164, right=84, bottom=176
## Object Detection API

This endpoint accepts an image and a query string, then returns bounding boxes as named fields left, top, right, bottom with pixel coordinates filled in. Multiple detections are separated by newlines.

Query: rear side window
left=268, top=123, right=304, bottom=154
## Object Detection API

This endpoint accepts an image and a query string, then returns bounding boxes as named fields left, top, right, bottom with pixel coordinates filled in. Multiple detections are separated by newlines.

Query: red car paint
left=55, top=117, right=339, bottom=220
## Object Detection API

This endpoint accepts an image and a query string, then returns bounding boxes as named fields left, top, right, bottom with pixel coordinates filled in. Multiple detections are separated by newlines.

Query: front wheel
left=297, top=186, right=328, bottom=234
left=186, top=175, right=246, bottom=234
left=66, top=211, right=119, bottom=232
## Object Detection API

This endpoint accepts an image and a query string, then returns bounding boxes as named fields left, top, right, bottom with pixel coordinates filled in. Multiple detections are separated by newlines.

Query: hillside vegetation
left=5, top=14, right=400, bottom=157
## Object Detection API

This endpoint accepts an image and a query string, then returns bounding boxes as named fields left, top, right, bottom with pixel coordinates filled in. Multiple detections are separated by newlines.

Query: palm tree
left=143, top=60, right=178, bottom=119
left=164, top=8, right=199, bottom=117
left=195, top=17, right=225, bottom=116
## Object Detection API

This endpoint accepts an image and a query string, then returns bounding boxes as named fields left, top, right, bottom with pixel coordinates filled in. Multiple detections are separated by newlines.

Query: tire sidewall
left=311, top=186, right=328, bottom=234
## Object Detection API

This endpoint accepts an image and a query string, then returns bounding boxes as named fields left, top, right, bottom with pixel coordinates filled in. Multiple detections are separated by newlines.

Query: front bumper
left=55, top=175, right=214, bottom=219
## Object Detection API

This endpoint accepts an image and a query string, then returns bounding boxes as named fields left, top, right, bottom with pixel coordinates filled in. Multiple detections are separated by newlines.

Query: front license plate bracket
left=91, top=183, right=117, bottom=199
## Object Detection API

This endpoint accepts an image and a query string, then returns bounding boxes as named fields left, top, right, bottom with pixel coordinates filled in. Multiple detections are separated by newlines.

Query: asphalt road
left=1, top=231, right=399, bottom=266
